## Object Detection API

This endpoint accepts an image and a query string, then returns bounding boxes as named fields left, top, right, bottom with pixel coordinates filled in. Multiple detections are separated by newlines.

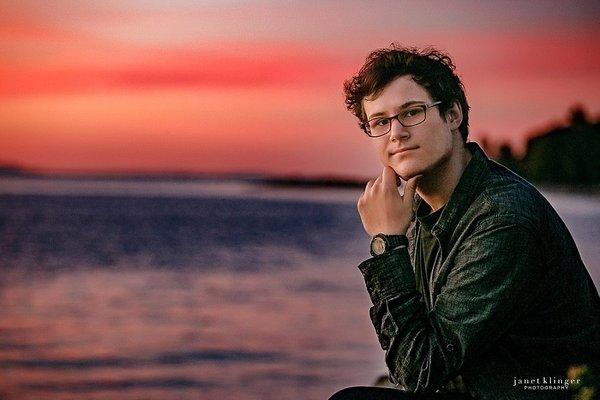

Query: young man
left=329, top=45, right=599, bottom=400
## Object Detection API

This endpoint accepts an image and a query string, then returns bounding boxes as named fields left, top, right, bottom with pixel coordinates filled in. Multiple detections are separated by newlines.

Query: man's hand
left=357, top=166, right=419, bottom=236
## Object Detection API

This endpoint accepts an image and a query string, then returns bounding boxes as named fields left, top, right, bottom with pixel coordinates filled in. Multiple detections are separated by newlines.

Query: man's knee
left=328, top=386, right=365, bottom=400
left=328, top=386, right=410, bottom=400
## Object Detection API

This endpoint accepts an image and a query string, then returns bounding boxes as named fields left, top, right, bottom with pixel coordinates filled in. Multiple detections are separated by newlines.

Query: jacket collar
left=412, top=141, right=491, bottom=242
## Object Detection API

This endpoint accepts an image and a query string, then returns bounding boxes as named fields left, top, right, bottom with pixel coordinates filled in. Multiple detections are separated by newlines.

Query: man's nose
left=389, top=117, right=410, bottom=141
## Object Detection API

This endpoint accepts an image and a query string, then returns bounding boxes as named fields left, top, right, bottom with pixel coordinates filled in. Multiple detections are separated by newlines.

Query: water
left=0, top=177, right=598, bottom=400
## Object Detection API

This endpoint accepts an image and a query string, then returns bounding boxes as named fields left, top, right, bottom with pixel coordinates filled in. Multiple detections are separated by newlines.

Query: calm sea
left=0, top=177, right=598, bottom=400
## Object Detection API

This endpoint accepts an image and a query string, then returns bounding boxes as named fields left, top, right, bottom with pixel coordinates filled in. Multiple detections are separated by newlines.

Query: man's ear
left=446, top=101, right=463, bottom=131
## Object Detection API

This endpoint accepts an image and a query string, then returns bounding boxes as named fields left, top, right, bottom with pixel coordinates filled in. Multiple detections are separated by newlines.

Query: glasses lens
left=368, top=119, right=391, bottom=136
left=399, top=106, right=426, bottom=127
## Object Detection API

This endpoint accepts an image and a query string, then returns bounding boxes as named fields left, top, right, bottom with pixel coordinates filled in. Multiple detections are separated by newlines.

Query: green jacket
left=358, top=142, right=599, bottom=400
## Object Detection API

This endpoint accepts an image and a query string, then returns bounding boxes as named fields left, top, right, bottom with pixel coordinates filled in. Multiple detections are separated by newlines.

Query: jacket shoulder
left=474, top=160, right=552, bottom=227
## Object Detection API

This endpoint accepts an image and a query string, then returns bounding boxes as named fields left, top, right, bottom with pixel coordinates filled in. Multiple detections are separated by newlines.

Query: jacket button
left=446, top=343, right=454, bottom=352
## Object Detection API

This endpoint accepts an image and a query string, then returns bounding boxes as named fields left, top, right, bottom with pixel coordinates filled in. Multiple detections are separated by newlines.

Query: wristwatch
left=370, top=233, right=408, bottom=257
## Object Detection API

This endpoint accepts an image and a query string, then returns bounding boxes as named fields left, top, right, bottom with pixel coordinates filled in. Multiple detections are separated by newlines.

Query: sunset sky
left=1, top=0, right=599, bottom=178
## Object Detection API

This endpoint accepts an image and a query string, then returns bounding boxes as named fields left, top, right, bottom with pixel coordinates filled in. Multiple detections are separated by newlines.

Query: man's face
left=362, top=75, right=456, bottom=181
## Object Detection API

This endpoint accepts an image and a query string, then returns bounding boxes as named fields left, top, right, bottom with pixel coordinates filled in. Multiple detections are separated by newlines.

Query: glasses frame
left=359, top=100, right=442, bottom=137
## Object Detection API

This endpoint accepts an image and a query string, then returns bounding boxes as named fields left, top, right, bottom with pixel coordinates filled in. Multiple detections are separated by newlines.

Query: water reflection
left=0, top=179, right=598, bottom=399
left=0, top=267, right=379, bottom=400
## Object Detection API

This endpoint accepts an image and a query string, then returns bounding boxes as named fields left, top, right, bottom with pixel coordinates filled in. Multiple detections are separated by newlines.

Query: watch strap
left=386, top=234, right=408, bottom=250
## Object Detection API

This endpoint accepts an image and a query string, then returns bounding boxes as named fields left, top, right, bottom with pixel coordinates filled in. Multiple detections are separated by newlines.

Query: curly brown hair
left=343, top=44, right=470, bottom=141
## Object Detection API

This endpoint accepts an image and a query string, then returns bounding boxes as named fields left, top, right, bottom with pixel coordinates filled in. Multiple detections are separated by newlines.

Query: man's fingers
left=373, top=175, right=382, bottom=188
left=365, top=178, right=375, bottom=191
left=381, top=166, right=397, bottom=187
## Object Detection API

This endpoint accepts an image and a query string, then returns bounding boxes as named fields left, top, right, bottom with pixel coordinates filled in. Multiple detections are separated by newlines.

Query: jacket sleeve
left=358, top=216, right=542, bottom=392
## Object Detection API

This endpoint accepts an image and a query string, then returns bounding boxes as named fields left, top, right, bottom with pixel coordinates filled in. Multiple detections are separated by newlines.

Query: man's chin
left=389, top=165, right=422, bottom=182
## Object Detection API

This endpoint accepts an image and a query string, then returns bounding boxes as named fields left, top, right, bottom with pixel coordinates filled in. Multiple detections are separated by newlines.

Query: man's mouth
left=390, top=146, right=418, bottom=156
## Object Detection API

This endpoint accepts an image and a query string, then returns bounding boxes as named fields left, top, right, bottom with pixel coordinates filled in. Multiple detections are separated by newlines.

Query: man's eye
left=402, top=108, right=421, bottom=118
left=374, top=118, right=389, bottom=127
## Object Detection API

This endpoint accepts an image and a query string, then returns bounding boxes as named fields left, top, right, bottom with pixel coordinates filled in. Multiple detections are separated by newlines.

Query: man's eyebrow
left=366, top=100, right=425, bottom=120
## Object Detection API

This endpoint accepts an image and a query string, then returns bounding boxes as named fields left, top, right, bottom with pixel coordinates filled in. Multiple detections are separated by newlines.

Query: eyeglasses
left=359, top=101, right=442, bottom=137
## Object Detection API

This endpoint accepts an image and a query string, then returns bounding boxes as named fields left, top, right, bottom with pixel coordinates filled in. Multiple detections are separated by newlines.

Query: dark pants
left=328, top=386, right=472, bottom=400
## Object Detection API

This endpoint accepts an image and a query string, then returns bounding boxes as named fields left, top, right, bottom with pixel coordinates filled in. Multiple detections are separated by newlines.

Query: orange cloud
left=1, top=43, right=350, bottom=97
left=1, top=1, right=599, bottom=176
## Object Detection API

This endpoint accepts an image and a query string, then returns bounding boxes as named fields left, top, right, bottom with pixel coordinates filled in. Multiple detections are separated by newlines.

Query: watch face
left=371, top=236, right=386, bottom=255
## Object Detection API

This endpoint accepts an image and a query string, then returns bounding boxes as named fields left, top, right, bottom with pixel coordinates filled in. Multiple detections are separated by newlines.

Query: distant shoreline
left=1, top=170, right=599, bottom=194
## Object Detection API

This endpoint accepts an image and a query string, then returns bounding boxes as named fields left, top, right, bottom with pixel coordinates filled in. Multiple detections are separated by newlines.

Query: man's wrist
left=370, top=233, right=409, bottom=257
